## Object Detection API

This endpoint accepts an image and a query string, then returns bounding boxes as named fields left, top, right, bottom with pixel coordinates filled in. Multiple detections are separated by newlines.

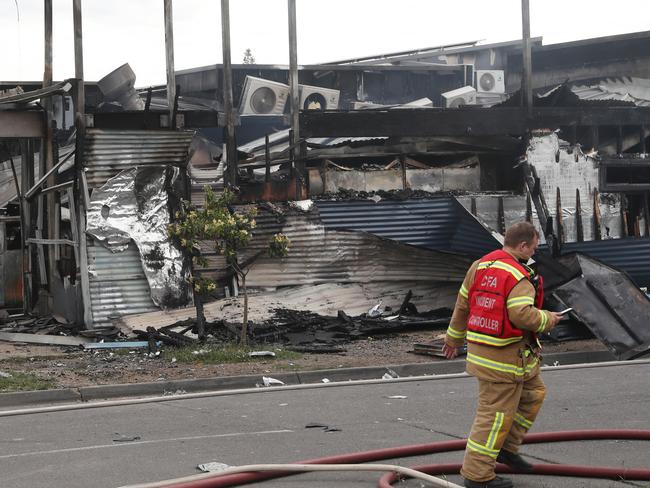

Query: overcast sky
left=1, top=0, right=648, bottom=86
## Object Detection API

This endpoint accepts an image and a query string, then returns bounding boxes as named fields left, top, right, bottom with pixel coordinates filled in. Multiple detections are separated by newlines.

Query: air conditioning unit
left=476, top=70, right=505, bottom=94
left=441, top=86, right=477, bottom=108
left=239, top=76, right=289, bottom=115
left=299, top=84, right=340, bottom=110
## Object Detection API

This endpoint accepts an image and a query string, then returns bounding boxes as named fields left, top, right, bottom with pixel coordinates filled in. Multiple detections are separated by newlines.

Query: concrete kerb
left=0, top=349, right=617, bottom=408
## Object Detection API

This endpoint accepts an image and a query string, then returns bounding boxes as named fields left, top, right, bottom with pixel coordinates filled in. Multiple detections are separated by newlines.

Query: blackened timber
left=89, top=110, right=219, bottom=129
left=643, top=192, right=650, bottom=237
left=576, top=189, right=584, bottom=242
left=300, top=107, right=650, bottom=138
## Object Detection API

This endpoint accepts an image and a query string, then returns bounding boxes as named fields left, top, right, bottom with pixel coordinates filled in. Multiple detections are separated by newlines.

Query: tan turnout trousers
left=459, top=372, right=546, bottom=482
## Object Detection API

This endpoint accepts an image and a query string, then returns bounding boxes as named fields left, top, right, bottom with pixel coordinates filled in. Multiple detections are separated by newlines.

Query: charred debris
left=2, top=9, right=650, bottom=363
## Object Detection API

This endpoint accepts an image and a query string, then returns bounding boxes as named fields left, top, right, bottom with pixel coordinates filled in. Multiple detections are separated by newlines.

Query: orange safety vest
left=467, top=249, right=543, bottom=347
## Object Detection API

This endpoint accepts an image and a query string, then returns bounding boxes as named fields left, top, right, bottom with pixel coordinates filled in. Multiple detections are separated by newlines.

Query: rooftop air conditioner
left=442, top=86, right=477, bottom=108
left=476, top=70, right=505, bottom=94
left=239, top=76, right=289, bottom=115
left=299, top=84, right=340, bottom=110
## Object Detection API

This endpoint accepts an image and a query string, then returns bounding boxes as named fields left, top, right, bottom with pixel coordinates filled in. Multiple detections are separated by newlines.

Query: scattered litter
left=197, top=462, right=231, bottom=473
left=0, top=371, right=12, bottom=378
left=192, top=349, right=208, bottom=355
left=248, top=351, right=276, bottom=357
left=368, top=301, right=384, bottom=318
left=162, top=389, right=187, bottom=396
left=321, top=378, right=330, bottom=383
left=171, top=357, right=177, bottom=363
left=262, top=376, right=285, bottom=387
left=113, top=434, right=141, bottom=442
left=382, top=368, right=400, bottom=380
left=279, top=403, right=289, bottom=406
left=386, top=395, right=408, bottom=399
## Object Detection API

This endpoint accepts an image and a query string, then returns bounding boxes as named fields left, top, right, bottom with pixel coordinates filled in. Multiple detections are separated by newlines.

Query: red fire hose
left=133, top=429, right=650, bottom=488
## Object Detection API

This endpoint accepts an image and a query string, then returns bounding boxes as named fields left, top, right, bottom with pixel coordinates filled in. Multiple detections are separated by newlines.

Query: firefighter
left=443, top=222, right=563, bottom=488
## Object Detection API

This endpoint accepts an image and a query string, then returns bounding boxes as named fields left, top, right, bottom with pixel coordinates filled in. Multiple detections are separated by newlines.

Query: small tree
left=243, top=48, right=256, bottom=65
left=168, top=188, right=289, bottom=344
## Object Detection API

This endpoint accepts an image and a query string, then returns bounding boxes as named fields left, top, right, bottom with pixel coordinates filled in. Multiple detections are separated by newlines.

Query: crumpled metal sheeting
left=572, top=77, right=650, bottom=107
left=548, top=253, right=650, bottom=360
left=84, top=129, right=195, bottom=188
left=86, top=166, right=191, bottom=308
left=199, top=204, right=472, bottom=287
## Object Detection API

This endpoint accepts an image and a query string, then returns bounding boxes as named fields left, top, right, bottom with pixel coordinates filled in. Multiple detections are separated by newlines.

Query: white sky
left=1, top=0, right=648, bottom=86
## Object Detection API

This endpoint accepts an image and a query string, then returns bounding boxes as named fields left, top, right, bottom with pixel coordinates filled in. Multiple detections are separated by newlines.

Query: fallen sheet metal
left=116, top=281, right=461, bottom=335
left=86, top=166, right=191, bottom=308
left=547, top=253, right=650, bottom=359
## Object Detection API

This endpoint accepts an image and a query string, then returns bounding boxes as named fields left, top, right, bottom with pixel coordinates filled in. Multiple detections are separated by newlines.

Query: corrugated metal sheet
left=200, top=204, right=472, bottom=287
left=315, top=197, right=499, bottom=258
left=84, top=129, right=195, bottom=188
left=561, top=237, right=650, bottom=287
left=0, top=80, right=71, bottom=106
left=87, top=239, right=157, bottom=328
left=316, top=198, right=457, bottom=250
left=572, top=77, right=650, bottom=107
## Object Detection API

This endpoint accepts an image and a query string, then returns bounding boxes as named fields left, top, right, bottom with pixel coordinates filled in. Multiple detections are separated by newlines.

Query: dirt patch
left=0, top=332, right=606, bottom=390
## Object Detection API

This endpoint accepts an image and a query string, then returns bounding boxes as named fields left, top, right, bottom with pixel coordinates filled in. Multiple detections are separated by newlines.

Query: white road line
left=0, top=429, right=293, bottom=460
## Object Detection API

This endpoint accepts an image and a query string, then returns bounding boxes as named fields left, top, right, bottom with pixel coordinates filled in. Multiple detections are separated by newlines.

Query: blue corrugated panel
left=561, top=237, right=650, bottom=286
left=315, top=198, right=498, bottom=258
left=449, top=215, right=499, bottom=258
left=316, top=198, right=456, bottom=250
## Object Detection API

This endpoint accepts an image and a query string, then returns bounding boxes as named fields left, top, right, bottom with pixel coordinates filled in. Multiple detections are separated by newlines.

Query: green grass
left=0, top=372, right=56, bottom=392
left=163, top=344, right=301, bottom=364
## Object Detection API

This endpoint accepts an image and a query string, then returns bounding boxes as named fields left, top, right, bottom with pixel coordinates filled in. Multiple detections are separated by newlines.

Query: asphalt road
left=1, top=362, right=649, bottom=488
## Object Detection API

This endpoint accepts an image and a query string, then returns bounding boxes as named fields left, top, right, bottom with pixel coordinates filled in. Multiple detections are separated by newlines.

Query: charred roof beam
left=300, top=107, right=650, bottom=138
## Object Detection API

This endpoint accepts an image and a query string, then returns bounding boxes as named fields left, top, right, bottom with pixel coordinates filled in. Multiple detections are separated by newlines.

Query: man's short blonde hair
left=504, top=222, right=539, bottom=247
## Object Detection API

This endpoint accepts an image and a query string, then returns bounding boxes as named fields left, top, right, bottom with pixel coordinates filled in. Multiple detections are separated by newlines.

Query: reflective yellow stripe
left=477, top=260, right=525, bottom=281
left=459, top=284, right=469, bottom=299
left=467, top=438, right=500, bottom=459
left=536, top=310, right=548, bottom=333
left=514, top=413, right=533, bottom=430
left=506, top=296, right=534, bottom=308
left=487, top=412, right=505, bottom=450
left=467, top=331, right=523, bottom=346
left=447, top=327, right=467, bottom=339
left=467, top=353, right=539, bottom=376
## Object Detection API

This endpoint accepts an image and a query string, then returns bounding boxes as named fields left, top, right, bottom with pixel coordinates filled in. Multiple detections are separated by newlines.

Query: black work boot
left=497, top=448, right=534, bottom=473
left=463, top=476, right=514, bottom=488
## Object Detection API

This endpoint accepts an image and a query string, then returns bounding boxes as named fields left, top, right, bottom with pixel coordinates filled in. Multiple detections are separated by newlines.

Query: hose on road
left=119, top=429, right=650, bottom=488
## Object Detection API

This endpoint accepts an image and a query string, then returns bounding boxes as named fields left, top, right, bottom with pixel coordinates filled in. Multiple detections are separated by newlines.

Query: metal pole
left=521, top=0, right=533, bottom=116
left=288, top=0, right=300, bottom=142
left=44, top=0, right=57, bottom=298
left=221, top=0, right=237, bottom=187
left=44, top=0, right=53, bottom=89
left=73, top=0, right=93, bottom=328
left=288, top=0, right=300, bottom=170
left=164, top=0, right=176, bottom=128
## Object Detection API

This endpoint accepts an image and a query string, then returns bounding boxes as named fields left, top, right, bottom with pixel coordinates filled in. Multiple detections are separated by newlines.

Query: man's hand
left=548, top=312, right=564, bottom=329
left=442, top=343, right=459, bottom=360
